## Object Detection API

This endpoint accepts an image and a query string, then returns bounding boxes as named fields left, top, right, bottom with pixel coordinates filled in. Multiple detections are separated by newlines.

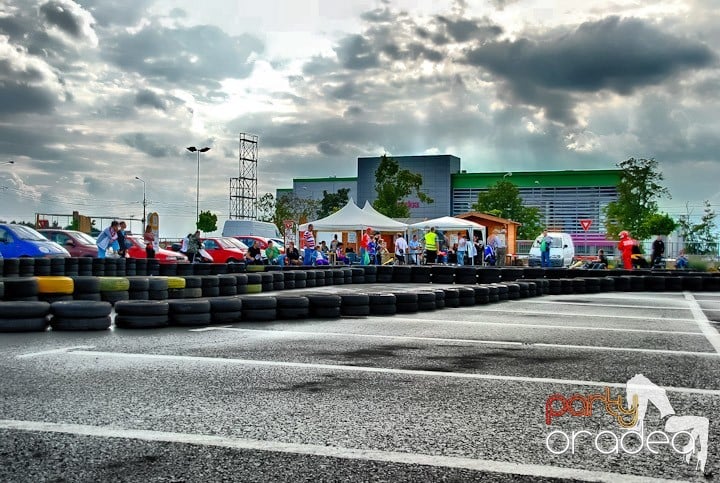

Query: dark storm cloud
left=317, top=142, right=343, bottom=156
left=436, top=16, right=503, bottom=43
left=103, top=24, right=264, bottom=89
left=40, top=1, right=85, bottom=38
left=135, top=89, right=168, bottom=111
left=462, top=16, right=716, bottom=123
left=0, top=83, right=57, bottom=114
left=120, top=133, right=174, bottom=158
left=335, top=34, right=380, bottom=70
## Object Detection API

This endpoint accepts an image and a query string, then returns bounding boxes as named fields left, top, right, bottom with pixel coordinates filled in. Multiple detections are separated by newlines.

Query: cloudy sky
left=1, top=0, right=718, bottom=237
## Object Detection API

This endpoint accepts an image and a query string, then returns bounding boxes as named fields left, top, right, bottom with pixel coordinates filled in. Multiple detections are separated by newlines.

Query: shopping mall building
left=279, top=155, right=621, bottom=251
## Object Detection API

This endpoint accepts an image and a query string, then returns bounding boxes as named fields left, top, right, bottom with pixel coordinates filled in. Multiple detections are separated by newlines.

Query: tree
left=373, top=154, right=433, bottom=218
left=603, top=158, right=671, bottom=239
left=472, top=180, right=542, bottom=240
left=678, top=201, right=718, bottom=255
left=274, top=193, right=319, bottom=235
left=318, top=188, right=350, bottom=219
left=196, top=210, right=218, bottom=233
left=641, top=213, right=677, bottom=237
left=257, top=193, right=276, bottom=223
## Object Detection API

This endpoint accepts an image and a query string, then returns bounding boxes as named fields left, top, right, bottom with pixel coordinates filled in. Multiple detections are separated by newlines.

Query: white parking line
left=522, top=300, right=690, bottom=311
left=386, top=317, right=703, bottom=336
left=202, top=327, right=717, bottom=357
left=449, top=308, right=696, bottom=323
left=685, top=292, right=720, bottom=355
left=63, top=349, right=720, bottom=396
left=0, top=419, right=686, bottom=483
left=16, top=346, right=95, bottom=359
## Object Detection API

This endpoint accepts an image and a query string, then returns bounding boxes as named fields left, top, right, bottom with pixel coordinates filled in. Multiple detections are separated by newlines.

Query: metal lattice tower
left=229, top=133, right=258, bottom=220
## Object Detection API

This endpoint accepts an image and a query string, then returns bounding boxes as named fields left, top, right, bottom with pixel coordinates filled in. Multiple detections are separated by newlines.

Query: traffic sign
left=283, top=219, right=295, bottom=230
left=580, top=219, right=592, bottom=231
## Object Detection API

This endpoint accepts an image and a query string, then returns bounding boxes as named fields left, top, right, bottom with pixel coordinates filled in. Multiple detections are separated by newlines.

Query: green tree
left=275, top=193, right=319, bottom=235
left=604, top=158, right=671, bottom=239
left=641, top=213, right=677, bottom=237
left=472, top=180, right=542, bottom=240
left=196, top=210, right=218, bottom=233
left=678, top=201, right=717, bottom=255
left=318, top=188, right=350, bottom=218
left=373, top=154, right=433, bottom=218
left=257, top=193, right=276, bottom=223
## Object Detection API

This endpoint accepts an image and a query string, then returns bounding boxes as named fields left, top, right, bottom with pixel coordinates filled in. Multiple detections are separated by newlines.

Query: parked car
left=38, top=229, right=98, bottom=257
left=200, top=237, right=248, bottom=263
left=221, top=220, right=281, bottom=238
left=528, top=232, right=575, bottom=267
left=0, top=224, right=70, bottom=258
left=126, top=235, right=188, bottom=263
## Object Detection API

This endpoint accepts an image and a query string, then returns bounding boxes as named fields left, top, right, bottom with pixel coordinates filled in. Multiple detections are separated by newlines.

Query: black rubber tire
left=218, top=274, right=237, bottom=286
left=560, top=279, right=574, bottom=295
left=294, top=271, right=308, bottom=280
left=369, top=293, right=396, bottom=305
left=183, top=287, right=203, bottom=298
left=433, top=289, right=446, bottom=309
left=209, top=296, right=242, bottom=313
left=681, top=276, right=703, bottom=291
left=3, top=258, right=20, bottom=277
left=455, top=267, right=478, bottom=284
left=665, top=276, right=683, bottom=292
left=272, top=282, right=285, bottom=291
left=73, top=292, right=102, bottom=301
left=418, top=301, right=436, bottom=311
left=184, top=276, right=203, bottom=288
left=277, top=307, right=310, bottom=319
left=201, top=276, right=220, bottom=288
left=170, top=312, right=212, bottom=326
left=159, top=264, right=177, bottom=276
left=340, top=293, right=370, bottom=306
left=211, top=311, right=242, bottom=323
left=100, top=291, right=130, bottom=304
left=202, top=287, right=220, bottom=298
left=613, top=276, right=630, bottom=291
left=370, top=304, right=396, bottom=315
left=129, top=290, right=150, bottom=300
left=127, top=277, right=150, bottom=291
left=600, top=277, right=615, bottom=292
left=2, top=277, right=39, bottom=299
left=296, top=280, right=309, bottom=288
left=51, top=316, right=111, bottom=331
left=148, top=289, right=169, bottom=300
left=115, top=300, right=170, bottom=316
left=284, top=280, right=296, bottom=289
left=311, top=306, right=341, bottom=318
left=50, top=300, right=112, bottom=318
left=241, top=296, right=277, bottom=310
left=306, top=294, right=342, bottom=308
left=363, top=275, right=376, bottom=284
left=38, top=294, right=73, bottom=304
left=242, top=308, right=277, bottom=321
left=410, top=266, right=432, bottom=283
left=396, top=302, right=419, bottom=313
left=148, top=278, right=169, bottom=291
left=572, top=278, right=586, bottom=294
left=341, top=304, right=370, bottom=316
left=168, top=298, right=211, bottom=314
left=0, top=317, right=48, bottom=332
left=584, top=278, right=601, bottom=294
left=478, top=268, right=501, bottom=284
left=276, top=296, right=310, bottom=308
left=0, top=301, right=51, bottom=318
left=176, top=263, right=194, bottom=276
left=393, top=292, right=418, bottom=304
left=219, top=286, right=238, bottom=296
left=115, top=314, right=169, bottom=329
left=417, top=291, right=436, bottom=303
left=392, top=266, right=412, bottom=283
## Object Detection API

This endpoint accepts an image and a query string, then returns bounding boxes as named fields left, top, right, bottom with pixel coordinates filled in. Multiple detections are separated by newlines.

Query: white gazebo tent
left=299, top=198, right=372, bottom=231
left=409, top=216, right=487, bottom=265
left=361, top=201, right=409, bottom=232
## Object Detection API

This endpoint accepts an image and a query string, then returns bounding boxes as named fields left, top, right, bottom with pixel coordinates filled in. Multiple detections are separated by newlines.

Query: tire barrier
left=176, top=263, right=194, bottom=276
left=0, top=301, right=50, bottom=332
left=391, top=266, right=412, bottom=283
left=433, top=289, right=446, bottom=309
left=487, top=285, right=500, bottom=303
left=368, top=292, right=396, bottom=315
left=314, top=270, right=325, bottom=287
left=271, top=272, right=285, bottom=292
left=246, top=273, right=262, bottom=294
left=351, top=267, right=365, bottom=284
left=209, top=296, right=243, bottom=324
left=0, top=281, right=3, bottom=299
left=127, top=277, right=150, bottom=300
left=431, top=266, right=455, bottom=284
left=2, top=258, right=19, bottom=278
left=201, top=275, right=220, bottom=298
left=210, top=263, right=229, bottom=275
left=454, top=267, right=477, bottom=285
left=560, top=279, right=574, bottom=295
left=168, top=299, right=211, bottom=327
left=19, top=257, right=35, bottom=277
left=376, top=265, right=393, bottom=283
left=260, top=272, right=274, bottom=292
left=233, top=274, right=249, bottom=294
left=572, top=278, right=586, bottom=294
left=505, top=283, right=521, bottom=300
left=410, top=266, right=431, bottom=284
left=241, top=296, right=277, bottom=321
left=297, top=271, right=310, bottom=289
left=478, top=268, right=500, bottom=284
left=393, top=292, right=419, bottom=314
left=307, top=293, right=342, bottom=318
left=473, top=286, right=490, bottom=305
left=682, top=276, right=703, bottom=291
left=443, top=288, right=460, bottom=308
left=50, top=301, right=112, bottom=331
left=36, top=276, right=74, bottom=303
left=63, top=258, right=79, bottom=277
left=276, top=295, right=310, bottom=319
left=363, top=265, right=377, bottom=283
left=114, top=300, right=170, bottom=329
left=218, top=275, right=238, bottom=296
left=340, top=293, right=370, bottom=316
left=417, top=291, right=436, bottom=311
left=494, top=284, right=509, bottom=301
left=2, top=277, right=39, bottom=301
left=283, top=271, right=296, bottom=290
left=457, top=287, right=476, bottom=306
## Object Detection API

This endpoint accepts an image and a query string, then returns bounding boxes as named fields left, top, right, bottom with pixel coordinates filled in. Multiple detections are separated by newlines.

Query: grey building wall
left=357, top=155, right=461, bottom=219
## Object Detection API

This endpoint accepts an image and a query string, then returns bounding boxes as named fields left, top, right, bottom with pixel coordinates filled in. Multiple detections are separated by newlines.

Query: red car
left=233, top=236, right=285, bottom=255
left=126, top=235, right=188, bottom=263
left=200, top=237, right=248, bottom=263
left=38, top=229, right=98, bottom=257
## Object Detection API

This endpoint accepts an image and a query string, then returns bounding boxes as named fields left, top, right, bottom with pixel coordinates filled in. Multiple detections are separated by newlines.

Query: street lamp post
left=135, top=176, right=146, bottom=227
left=186, top=146, right=210, bottom=224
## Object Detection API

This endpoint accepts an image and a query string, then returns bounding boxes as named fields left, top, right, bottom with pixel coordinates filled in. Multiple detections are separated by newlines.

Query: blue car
left=0, top=224, right=70, bottom=258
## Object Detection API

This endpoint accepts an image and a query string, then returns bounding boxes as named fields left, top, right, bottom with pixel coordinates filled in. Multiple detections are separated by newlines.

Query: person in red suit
left=617, top=231, right=635, bottom=269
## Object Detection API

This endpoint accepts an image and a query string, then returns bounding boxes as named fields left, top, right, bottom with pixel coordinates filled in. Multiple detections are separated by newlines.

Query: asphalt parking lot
left=1, top=287, right=719, bottom=482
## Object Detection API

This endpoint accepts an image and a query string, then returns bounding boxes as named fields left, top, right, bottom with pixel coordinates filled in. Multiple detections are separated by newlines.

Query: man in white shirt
left=394, top=233, right=408, bottom=265
left=457, top=232, right=468, bottom=266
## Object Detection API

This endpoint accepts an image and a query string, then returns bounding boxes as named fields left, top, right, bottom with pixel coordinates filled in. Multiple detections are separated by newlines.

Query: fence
left=515, top=239, right=719, bottom=261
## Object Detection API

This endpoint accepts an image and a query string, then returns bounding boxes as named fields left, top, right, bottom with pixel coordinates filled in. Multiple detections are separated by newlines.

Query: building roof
left=456, top=211, right=522, bottom=225
left=452, top=169, right=621, bottom=189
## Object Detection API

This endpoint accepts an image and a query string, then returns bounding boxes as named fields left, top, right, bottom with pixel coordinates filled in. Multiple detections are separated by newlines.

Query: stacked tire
left=35, top=276, right=74, bottom=303
left=114, top=300, right=169, bottom=329
left=340, top=293, right=370, bottom=316
left=0, top=301, right=49, bottom=332
left=168, top=299, right=211, bottom=327
left=307, top=294, right=341, bottom=318
left=50, top=301, right=112, bottom=331
left=276, top=296, right=309, bottom=319
left=368, top=293, right=396, bottom=315
left=241, top=296, right=277, bottom=321
left=209, top=296, right=243, bottom=324
left=71, top=276, right=101, bottom=301
left=2, top=277, right=39, bottom=301
left=99, top=277, right=130, bottom=304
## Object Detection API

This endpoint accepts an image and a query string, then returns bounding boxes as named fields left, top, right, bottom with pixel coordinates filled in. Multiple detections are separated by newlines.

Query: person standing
left=408, top=234, right=421, bottom=265
left=617, top=230, right=635, bottom=269
left=360, top=227, right=373, bottom=265
left=330, top=234, right=339, bottom=252
left=186, top=230, right=200, bottom=262
left=96, top=221, right=119, bottom=259
left=302, top=223, right=316, bottom=266
left=473, top=235, right=483, bottom=265
left=394, top=233, right=408, bottom=265
left=143, top=224, right=156, bottom=259
left=535, top=229, right=553, bottom=268
left=651, top=235, right=665, bottom=268
left=423, top=227, right=438, bottom=264
left=116, top=221, right=128, bottom=258
left=456, top=232, right=468, bottom=266
left=493, top=229, right=507, bottom=266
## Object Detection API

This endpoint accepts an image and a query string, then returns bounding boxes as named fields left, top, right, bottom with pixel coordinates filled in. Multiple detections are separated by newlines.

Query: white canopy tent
left=298, top=198, right=372, bottom=231
left=361, top=201, right=410, bottom=231
left=409, top=216, right=487, bottom=265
